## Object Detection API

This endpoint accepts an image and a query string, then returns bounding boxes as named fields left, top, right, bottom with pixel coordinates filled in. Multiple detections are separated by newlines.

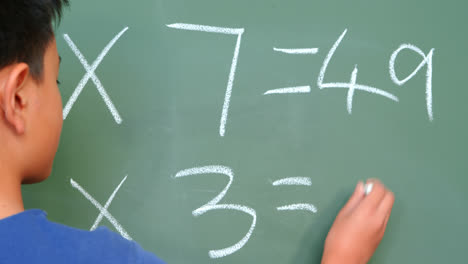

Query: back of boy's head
left=0, top=0, right=69, bottom=80
left=0, top=0, right=69, bottom=184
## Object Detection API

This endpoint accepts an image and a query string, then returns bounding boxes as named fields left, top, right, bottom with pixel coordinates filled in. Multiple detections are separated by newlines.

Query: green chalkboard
left=22, top=0, right=468, bottom=263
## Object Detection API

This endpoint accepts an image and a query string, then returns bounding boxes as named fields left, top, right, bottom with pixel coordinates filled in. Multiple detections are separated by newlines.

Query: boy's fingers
left=341, top=181, right=365, bottom=214
left=380, top=211, right=392, bottom=237
left=378, top=191, right=395, bottom=218
left=362, top=179, right=386, bottom=210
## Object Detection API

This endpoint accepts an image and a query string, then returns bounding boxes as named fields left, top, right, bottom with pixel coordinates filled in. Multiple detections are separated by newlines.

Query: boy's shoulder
left=0, top=209, right=165, bottom=264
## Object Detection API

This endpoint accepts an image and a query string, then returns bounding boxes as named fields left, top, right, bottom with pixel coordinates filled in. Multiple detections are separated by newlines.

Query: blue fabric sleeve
left=92, top=226, right=166, bottom=264
left=0, top=209, right=166, bottom=264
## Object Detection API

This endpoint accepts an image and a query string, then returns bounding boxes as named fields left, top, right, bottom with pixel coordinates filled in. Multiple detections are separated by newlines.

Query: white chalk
left=389, top=44, right=434, bottom=121
left=347, top=65, right=358, bottom=114
left=70, top=178, right=132, bottom=240
left=167, top=23, right=243, bottom=35
left=167, top=23, right=245, bottom=137
left=272, top=177, right=312, bottom=186
left=174, top=165, right=256, bottom=258
left=62, top=27, right=128, bottom=124
left=90, top=175, right=128, bottom=231
left=175, top=165, right=233, bottom=207
left=273, top=47, right=319, bottom=55
left=364, top=183, right=373, bottom=195
left=317, top=29, right=399, bottom=110
left=264, top=86, right=311, bottom=95
left=195, top=204, right=256, bottom=259
left=277, top=203, right=317, bottom=213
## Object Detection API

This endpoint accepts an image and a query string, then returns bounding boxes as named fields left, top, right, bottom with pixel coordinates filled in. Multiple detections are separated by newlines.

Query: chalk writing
left=318, top=29, right=399, bottom=114
left=389, top=44, right=435, bottom=121
left=62, top=21, right=437, bottom=261
left=263, top=46, right=318, bottom=96
left=165, top=23, right=435, bottom=133
left=62, top=27, right=127, bottom=124
left=175, top=166, right=256, bottom=259
left=167, top=23, right=245, bottom=137
left=70, top=177, right=132, bottom=240
left=272, top=177, right=312, bottom=186
left=273, top=47, right=319, bottom=55
left=264, top=86, right=311, bottom=95
left=277, top=204, right=318, bottom=213
left=272, top=177, right=317, bottom=213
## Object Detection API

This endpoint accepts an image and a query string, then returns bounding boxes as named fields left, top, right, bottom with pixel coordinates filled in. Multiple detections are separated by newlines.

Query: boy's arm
left=321, top=180, right=395, bottom=264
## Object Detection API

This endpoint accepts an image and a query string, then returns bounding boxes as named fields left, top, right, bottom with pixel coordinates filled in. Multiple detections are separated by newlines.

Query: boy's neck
left=0, top=168, right=24, bottom=220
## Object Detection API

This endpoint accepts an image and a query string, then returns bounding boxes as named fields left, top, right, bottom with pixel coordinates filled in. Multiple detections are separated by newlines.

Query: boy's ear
left=0, top=63, right=31, bottom=135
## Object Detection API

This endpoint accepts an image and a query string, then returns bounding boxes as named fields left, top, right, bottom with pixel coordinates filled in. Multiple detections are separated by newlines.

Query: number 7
left=167, top=23, right=245, bottom=137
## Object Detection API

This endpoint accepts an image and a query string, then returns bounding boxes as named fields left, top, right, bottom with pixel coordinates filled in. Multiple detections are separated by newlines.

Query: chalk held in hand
left=364, top=183, right=373, bottom=195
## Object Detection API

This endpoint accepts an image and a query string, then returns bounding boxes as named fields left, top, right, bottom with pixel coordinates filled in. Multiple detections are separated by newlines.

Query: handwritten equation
left=70, top=168, right=315, bottom=259
left=62, top=22, right=435, bottom=259
left=62, top=23, right=434, bottom=137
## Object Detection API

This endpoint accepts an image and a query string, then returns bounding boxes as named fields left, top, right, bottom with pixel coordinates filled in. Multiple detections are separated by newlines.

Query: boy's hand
left=321, top=180, right=395, bottom=264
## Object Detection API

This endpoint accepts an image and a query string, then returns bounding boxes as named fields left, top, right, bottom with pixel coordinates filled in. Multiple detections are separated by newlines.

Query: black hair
left=0, top=0, right=69, bottom=81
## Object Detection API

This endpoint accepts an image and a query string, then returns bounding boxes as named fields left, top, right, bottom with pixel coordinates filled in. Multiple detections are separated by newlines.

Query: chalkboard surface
left=22, top=0, right=468, bottom=263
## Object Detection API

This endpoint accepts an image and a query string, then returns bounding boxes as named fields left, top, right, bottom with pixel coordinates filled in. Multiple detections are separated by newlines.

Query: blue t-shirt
left=0, top=209, right=165, bottom=264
